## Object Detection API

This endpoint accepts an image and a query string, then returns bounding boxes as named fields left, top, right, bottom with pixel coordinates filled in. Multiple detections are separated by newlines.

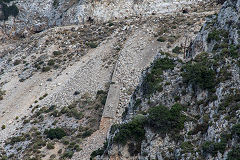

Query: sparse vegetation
left=142, top=57, right=175, bottom=96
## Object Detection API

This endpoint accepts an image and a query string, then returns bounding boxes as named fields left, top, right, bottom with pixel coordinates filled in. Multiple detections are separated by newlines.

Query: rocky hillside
left=0, top=0, right=214, bottom=38
left=96, top=0, right=240, bottom=159
left=3, top=0, right=240, bottom=160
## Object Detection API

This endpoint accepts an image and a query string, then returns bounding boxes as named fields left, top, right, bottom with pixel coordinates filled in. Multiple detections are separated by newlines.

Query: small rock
left=47, top=78, right=52, bottom=81
left=73, top=91, right=80, bottom=95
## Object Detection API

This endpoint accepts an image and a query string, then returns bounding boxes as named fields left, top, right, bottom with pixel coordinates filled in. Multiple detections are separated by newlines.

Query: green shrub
left=0, top=2, right=19, bottom=21
left=1, top=124, right=5, bottom=130
left=7, top=136, right=25, bottom=145
left=142, top=57, right=175, bottom=96
left=66, top=108, right=83, bottom=119
left=202, top=135, right=229, bottom=156
left=172, top=46, right=182, bottom=54
left=53, top=0, right=59, bottom=8
left=180, top=141, right=194, bottom=153
left=207, top=29, right=221, bottom=42
left=53, top=51, right=62, bottom=56
left=87, top=42, right=98, bottom=48
left=219, top=94, right=240, bottom=115
left=42, top=66, right=51, bottom=72
left=188, top=123, right=209, bottom=135
left=13, top=59, right=21, bottom=66
left=47, top=59, right=55, bottom=66
left=148, top=103, right=186, bottom=135
left=81, top=129, right=93, bottom=138
left=45, top=127, right=66, bottom=140
left=227, top=146, right=240, bottom=160
left=90, top=148, right=104, bottom=159
left=182, top=62, right=216, bottom=91
left=114, top=114, right=146, bottom=145
left=157, top=37, right=166, bottom=42
left=47, top=143, right=55, bottom=149
left=0, top=89, right=6, bottom=100
left=231, top=123, right=240, bottom=137
left=61, top=150, right=74, bottom=159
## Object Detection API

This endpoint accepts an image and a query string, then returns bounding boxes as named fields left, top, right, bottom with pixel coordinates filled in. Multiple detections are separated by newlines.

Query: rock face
left=5, top=0, right=240, bottom=159
left=0, top=0, right=211, bottom=37
left=187, top=0, right=240, bottom=58
left=100, top=0, right=240, bottom=160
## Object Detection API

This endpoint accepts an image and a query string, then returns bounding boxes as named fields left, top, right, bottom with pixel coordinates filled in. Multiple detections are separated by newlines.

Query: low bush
left=227, top=146, right=240, bottom=160
left=157, top=37, right=166, bottom=42
left=142, top=57, right=175, bottom=96
left=148, top=103, right=186, bottom=135
left=114, top=114, right=146, bottom=145
left=86, top=42, right=98, bottom=48
left=182, top=62, right=216, bottom=91
left=0, top=1, right=19, bottom=21
left=45, top=127, right=66, bottom=140
left=47, top=143, right=55, bottom=149
left=172, top=46, right=182, bottom=54
left=231, top=123, right=240, bottom=138
left=42, top=66, right=51, bottom=72
left=61, top=150, right=74, bottom=159
left=207, top=29, right=221, bottom=42
left=202, top=134, right=229, bottom=156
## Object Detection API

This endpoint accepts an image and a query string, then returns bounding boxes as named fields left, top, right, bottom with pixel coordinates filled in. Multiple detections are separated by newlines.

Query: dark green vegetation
left=0, top=0, right=19, bottom=21
left=227, top=146, right=240, bottom=160
left=86, top=42, right=98, bottom=48
left=207, top=29, right=222, bottom=42
left=142, top=57, right=175, bottom=96
left=231, top=123, right=240, bottom=139
left=113, top=114, right=146, bottom=145
left=182, top=62, right=216, bottom=91
left=218, top=93, right=240, bottom=118
left=157, top=37, right=166, bottom=42
left=148, top=103, right=186, bottom=135
left=45, top=127, right=66, bottom=140
left=172, top=46, right=182, bottom=54
left=113, top=103, right=186, bottom=145
left=90, top=142, right=107, bottom=160
left=201, top=134, right=231, bottom=157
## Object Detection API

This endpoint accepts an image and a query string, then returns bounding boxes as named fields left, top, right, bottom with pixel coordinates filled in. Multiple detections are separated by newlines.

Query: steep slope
left=98, top=0, right=240, bottom=160
left=0, top=4, right=220, bottom=159
left=0, top=0, right=222, bottom=160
